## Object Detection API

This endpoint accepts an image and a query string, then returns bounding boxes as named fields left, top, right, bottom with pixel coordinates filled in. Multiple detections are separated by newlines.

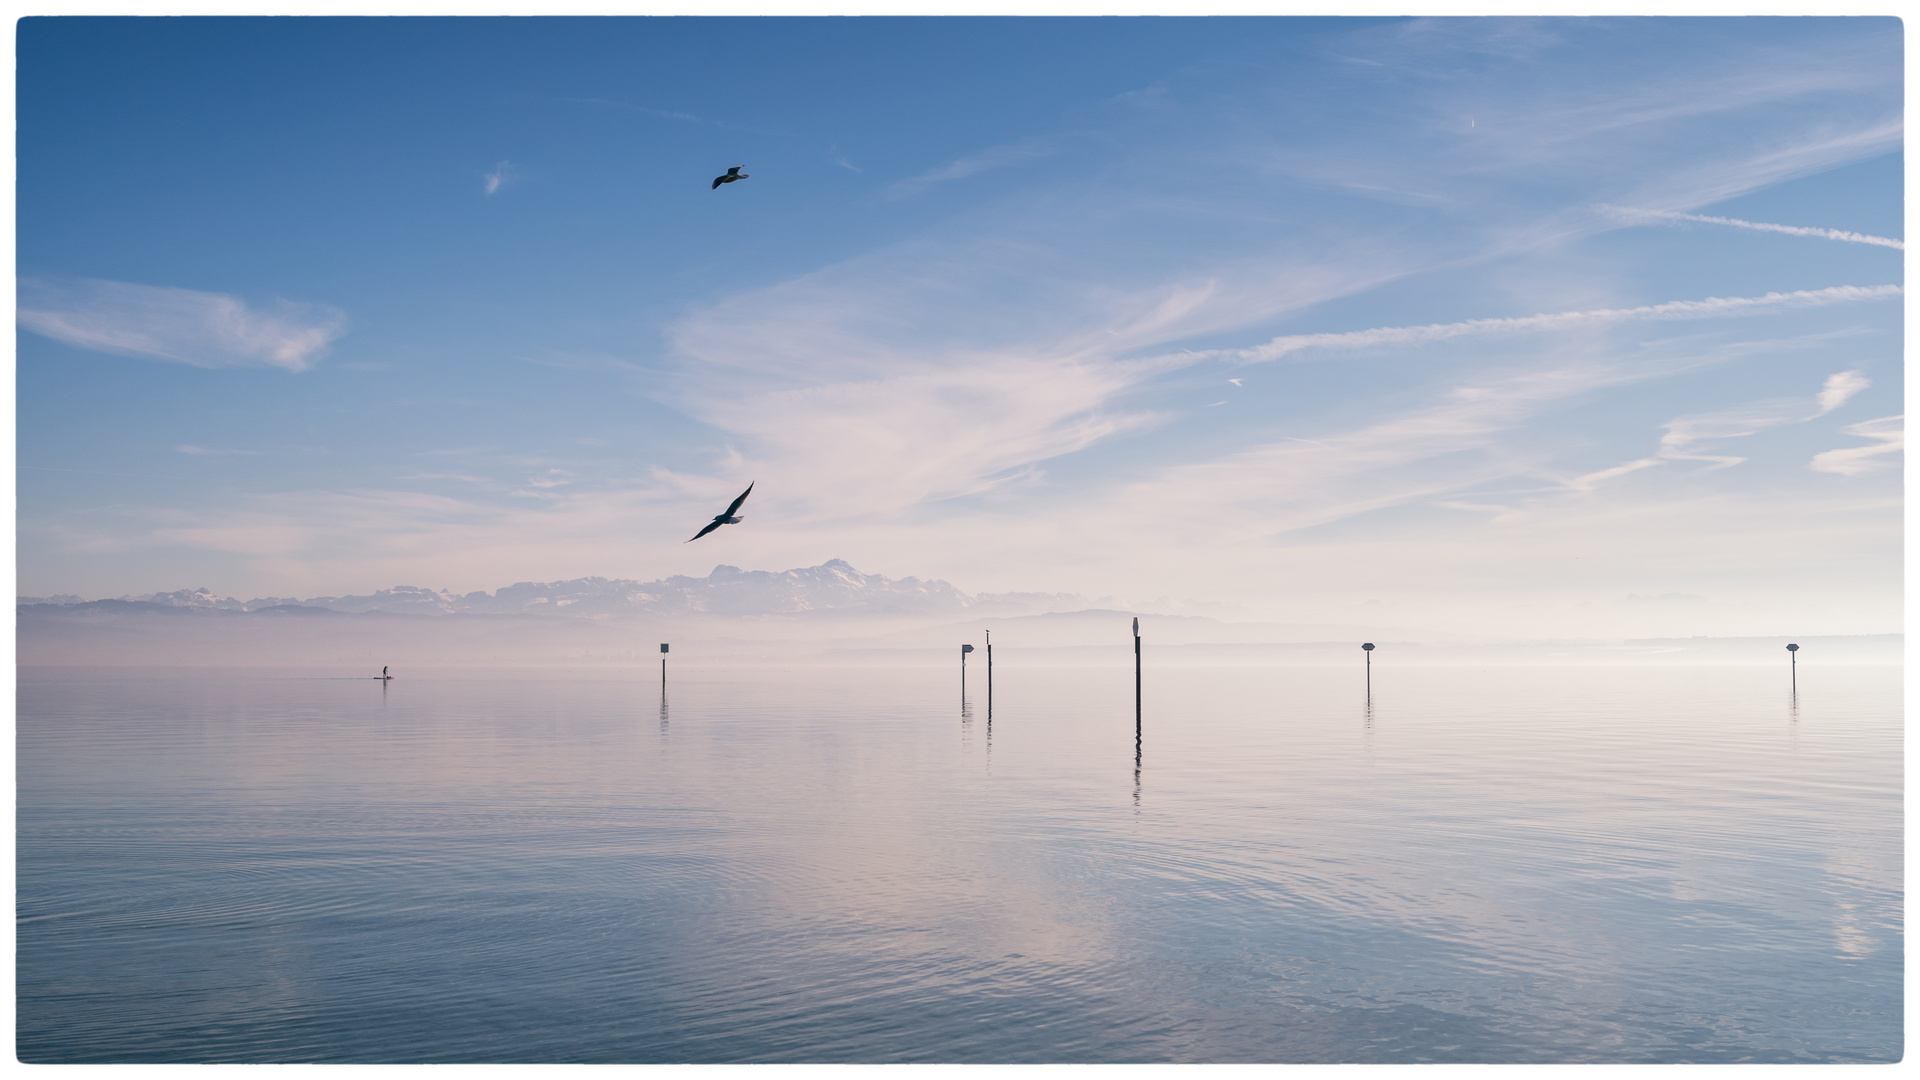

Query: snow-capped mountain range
left=19, top=560, right=1093, bottom=619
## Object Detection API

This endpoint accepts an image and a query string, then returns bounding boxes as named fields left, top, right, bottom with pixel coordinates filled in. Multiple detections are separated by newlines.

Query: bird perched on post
left=711, top=166, right=748, bottom=190
left=686, top=482, right=754, bottom=542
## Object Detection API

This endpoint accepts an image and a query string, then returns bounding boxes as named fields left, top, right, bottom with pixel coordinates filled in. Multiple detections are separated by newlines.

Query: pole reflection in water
left=659, top=685, right=669, bottom=735
left=1133, top=720, right=1143, bottom=810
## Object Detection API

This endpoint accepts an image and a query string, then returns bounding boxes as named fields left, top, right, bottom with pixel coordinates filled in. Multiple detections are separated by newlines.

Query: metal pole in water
left=1362, top=642, right=1374, bottom=699
left=1786, top=643, right=1798, bottom=691
left=962, top=643, right=974, bottom=705
left=986, top=629, right=993, bottom=719
left=660, top=642, right=669, bottom=688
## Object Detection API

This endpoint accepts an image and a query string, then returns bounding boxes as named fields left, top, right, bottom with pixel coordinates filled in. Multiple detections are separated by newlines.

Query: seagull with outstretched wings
left=687, top=482, right=754, bottom=542
left=711, top=166, right=748, bottom=190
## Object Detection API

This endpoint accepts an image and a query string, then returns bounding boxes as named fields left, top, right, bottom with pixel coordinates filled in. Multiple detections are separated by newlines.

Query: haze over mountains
left=18, top=556, right=1897, bottom=671
left=19, top=559, right=1097, bottom=620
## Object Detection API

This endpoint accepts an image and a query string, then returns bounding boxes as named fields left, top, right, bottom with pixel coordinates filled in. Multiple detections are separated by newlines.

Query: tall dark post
left=1362, top=642, right=1375, bottom=699
left=985, top=629, right=993, bottom=718
left=1786, top=643, right=1798, bottom=691
left=660, top=642, right=669, bottom=688
left=962, top=643, right=974, bottom=705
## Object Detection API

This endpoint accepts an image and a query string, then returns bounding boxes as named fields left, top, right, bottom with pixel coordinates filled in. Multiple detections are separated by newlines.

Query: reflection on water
left=16, top=663, right=1903, bottom=1063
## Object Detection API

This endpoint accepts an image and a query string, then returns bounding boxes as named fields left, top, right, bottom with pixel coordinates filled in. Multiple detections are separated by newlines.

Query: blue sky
left=16, top=16, right=1904, bottom=637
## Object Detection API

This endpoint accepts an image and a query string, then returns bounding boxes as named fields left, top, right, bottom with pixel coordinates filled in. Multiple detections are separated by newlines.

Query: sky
left=14, top=16, right=1905, bottom=639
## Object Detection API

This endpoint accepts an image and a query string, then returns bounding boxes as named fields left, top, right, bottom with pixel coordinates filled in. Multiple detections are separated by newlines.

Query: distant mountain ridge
left=19, top=560, right=1093, bottom=619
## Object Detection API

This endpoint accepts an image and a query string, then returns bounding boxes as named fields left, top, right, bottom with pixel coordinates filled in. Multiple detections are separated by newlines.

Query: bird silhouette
left=687, top=482, right=754, bottom=542
left=711, top=166, right=748, bottom=190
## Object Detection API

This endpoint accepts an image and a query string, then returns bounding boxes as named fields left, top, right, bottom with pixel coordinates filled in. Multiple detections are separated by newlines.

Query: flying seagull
left=711, top=166, right=748, bottom=190
left=687, top=482, right=754, bottom=542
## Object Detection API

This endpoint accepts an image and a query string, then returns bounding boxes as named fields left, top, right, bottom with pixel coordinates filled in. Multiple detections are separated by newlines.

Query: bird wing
left=686, top=519, right=725, bottom=543
left=727, top=167, right=742, bottom=176
left=712, top=175, right=726, bottom=189
left=724, top=481, right=754, bottom=517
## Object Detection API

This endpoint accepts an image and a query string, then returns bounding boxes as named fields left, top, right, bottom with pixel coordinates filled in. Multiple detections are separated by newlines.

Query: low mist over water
left=17, top=662, right=1900, bottom=1063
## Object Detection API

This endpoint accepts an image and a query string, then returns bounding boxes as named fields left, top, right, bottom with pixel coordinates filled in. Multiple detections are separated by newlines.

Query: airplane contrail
left=1220, top=283, right=1901, bottom=364
left=1608, top=206, right=1904, bottom=250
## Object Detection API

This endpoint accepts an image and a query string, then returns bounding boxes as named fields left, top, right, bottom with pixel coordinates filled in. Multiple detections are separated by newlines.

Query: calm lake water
left=16, top=662, right=1902, bottom=1063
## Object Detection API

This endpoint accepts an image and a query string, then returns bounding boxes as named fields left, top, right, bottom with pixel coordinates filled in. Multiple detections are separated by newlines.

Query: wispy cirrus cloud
left=18, top=277, right=345, bottom=372
left=1569, top=369, right=1873, bottom=486
left=1196, top=285, right=1900, bottom=366
left=1605, top=116, right=1903, bottom=220
left=1605, top=206, right=1903, bottom=249
left=661, top=229, right=1409, bottom=520
left=886, top=138, right=1056, bottom=198
left=1087, top=354, right=1671, bottom=548
left=1657, top=370, right=1869, bottom=470
left=1811, top=415, right=1903, bottom=476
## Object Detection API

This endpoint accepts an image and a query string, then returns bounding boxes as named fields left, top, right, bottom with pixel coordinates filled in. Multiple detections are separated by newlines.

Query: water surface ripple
left=16, top=663, right=1901, bottom=1062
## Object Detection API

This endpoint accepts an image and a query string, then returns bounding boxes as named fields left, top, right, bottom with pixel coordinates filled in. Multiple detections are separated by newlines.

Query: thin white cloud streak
left=1811, top=415, right=1903, bottom=476
left=1660, top=404, right=1819, bottom=471
left=484, top=161, right=512, bottom=195
left=1287, top=20, right=1900, bottom=217
left=1628, top=117, right=1905, bottom=215
left=1107, top=360, right=1652, bottom=541
left=973, top=345, right=1872, bottom=562
left=886, top=139, right=1056, bottom=198
left=1608, top=206, right=1903, bottom=249
left=18, top=278, right=345, bottom=372
left=1198, top=285, right=1900, bottom=366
